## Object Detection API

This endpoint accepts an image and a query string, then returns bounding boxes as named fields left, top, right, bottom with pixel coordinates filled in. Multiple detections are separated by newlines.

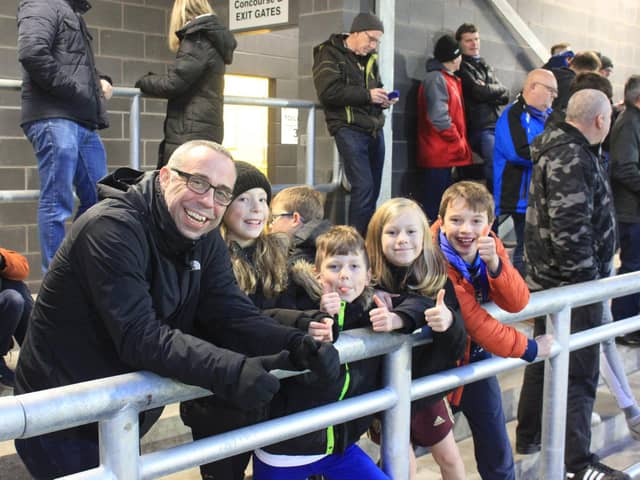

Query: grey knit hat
left=233, top=161, right=272, bottom=203
left=350, top=12, right=384, bottom=33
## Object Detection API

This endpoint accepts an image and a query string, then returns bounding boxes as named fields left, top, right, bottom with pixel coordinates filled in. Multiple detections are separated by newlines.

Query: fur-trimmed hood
left=289, top=259, right=375, bottom=310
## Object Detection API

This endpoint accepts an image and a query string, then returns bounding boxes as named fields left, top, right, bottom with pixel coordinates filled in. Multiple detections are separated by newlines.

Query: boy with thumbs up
left=431, top=181, right=553, bottom=480
left=253, top=225, right=393, bottom=479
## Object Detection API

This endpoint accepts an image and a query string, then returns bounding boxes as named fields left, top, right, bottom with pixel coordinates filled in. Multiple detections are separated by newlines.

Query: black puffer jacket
left=457, top=55, right=509, bottom=132
left=136, top=14, right=237, bottom=167
left=17, top=0, right=109, bottom=129
left=312, top=34, right=385, bottom=136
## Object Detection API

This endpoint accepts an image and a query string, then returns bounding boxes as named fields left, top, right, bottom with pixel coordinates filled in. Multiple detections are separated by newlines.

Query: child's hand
left=308, top=317, right=334, bottom=342
left=373, top=289, right=399, bottom=309
left=370, top=295, right=403, bottom=332
left=424, top=289, right=453, bottom=332
left=535, top=334, right=554, bottom=357
left=320, top=283, right=342, bottom=316
left=477, top=225, right=500, bottom=274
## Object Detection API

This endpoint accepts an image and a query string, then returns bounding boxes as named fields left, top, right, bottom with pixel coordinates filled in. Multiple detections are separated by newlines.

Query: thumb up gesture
left=319, top=282, right=342, bottom=317
left=424, top=289, right=453, bottom=332
left=477, top=225, right=500, bottom=274
left=370, top=294, right=403, bottom=332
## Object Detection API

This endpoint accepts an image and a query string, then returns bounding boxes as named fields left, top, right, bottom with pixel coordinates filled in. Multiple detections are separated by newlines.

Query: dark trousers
left=468, top=128, right=496, bottom=192
left=181, top=397, right=266, bottom=480
left=421, top=167, right=453, bottom=223
left=454, top=350, right=515, bottom=480
left=0, top=279, right=32, bottom=355
left=516, top=303, right=602, bottom=472
left=511, top=213, right=526, bottom=278
left=334, top=128, right=384, bottom=236
left=15, top=430, right=99, bottom=479
left=611, top=222, right=640, bottom=322
left=15, top=411, right=161, bottom=479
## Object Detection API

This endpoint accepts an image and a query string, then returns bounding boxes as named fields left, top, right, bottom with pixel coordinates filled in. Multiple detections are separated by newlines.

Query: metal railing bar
left=0, top=327, right=409, bottom=441
left=137, top=389, right=397, bottom=479
left=485, top=271, right=640, bottom=323
left=1, top=273, right=639, bottom=478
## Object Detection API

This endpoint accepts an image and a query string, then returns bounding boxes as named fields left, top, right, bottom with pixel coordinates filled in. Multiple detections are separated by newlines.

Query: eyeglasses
left=535, top=82, right=558, bottom=96
left=363, top=31, right=382, bottom=45
left=171, top=168, right=234, bottom=206
left=269, top=212, right=294, bottom=225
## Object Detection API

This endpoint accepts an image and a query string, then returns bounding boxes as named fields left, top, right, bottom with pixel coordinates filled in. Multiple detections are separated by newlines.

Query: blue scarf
left=439, top=230, right=489, bottom=302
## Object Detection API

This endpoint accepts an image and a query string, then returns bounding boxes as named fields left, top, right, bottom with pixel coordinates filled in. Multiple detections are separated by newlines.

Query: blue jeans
left=334, top=128, right=384, bottom=236
left=454, top=350, right=515, bottom=480
left=469, top=128, right=496, bottom=191
left=612, top=222, right=640, bottom=322
left=23, top=119, right=107, bottom=272
left=252, top=444, right=390, bottom=480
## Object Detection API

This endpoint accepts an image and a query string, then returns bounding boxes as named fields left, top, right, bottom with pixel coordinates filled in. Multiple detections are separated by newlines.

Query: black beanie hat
left=350, top=12, right=384, bottom=33
left=434, top=34, right=461, bottom=63
left=232, top=161, right=272, bottom=203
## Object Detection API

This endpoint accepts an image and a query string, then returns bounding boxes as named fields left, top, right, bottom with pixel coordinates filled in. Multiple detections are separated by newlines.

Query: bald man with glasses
left=493, top=69, right=557, bottom=276
left=14, top=140, right=340, bottom=478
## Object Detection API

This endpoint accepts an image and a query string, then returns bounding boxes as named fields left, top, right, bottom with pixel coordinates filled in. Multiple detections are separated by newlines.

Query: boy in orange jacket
left=0, top=248, right=32, bottom=388
left=430, top=182, right=553, bottom=479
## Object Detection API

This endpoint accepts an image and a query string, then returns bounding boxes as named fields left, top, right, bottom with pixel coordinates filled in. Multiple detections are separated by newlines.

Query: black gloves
left=226, top=351, right=290, bottom=411
left=289, top=335, right=340, bottom=382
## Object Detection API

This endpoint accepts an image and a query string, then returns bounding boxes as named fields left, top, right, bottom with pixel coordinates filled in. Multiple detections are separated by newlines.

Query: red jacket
left=0, top=248, right=29, bottom=281
left=417, top=59, right=472, bottom=169
left=430, top=221, right=530, bottom=358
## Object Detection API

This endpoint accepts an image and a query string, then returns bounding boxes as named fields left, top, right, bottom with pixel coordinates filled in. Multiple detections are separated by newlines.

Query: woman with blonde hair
left=136, top=0, right=236, bottom=168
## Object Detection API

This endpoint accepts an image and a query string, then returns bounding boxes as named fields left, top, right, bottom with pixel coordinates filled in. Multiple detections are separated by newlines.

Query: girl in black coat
left=135, top=0, right=237, bottom=168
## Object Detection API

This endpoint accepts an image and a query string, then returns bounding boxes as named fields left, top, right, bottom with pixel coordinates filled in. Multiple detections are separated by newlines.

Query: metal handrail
left=1, top=272, right=640, bottom=479
left=0, top=79, right=339, bottom=202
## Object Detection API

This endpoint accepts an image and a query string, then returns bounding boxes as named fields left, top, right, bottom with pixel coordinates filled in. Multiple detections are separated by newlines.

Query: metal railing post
left=305, top=105, right=316, bottom=185
left=130, top=94, right=141, bottom=170
left=540, top=306, right=572, bottom=479
left=381, top=341, right=412, bottom=479
left=99, top=407, right=140, bottom=479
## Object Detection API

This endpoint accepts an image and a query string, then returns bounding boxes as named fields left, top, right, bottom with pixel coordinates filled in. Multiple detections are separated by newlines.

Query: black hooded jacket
left=136, top=14, right=237, bottom=166
left=15, top=168, right=305, bottom=414
left=17, top=0, right=110, bottom=129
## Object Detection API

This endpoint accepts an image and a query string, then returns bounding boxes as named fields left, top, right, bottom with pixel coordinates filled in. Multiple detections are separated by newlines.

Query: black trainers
left=0, top=357, right=15, bottom=388
left=566, top=462, right=631, bottom=480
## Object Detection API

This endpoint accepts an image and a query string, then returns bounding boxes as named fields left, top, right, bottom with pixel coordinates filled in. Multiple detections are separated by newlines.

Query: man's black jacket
left=16, top=169, right=304, bottom=404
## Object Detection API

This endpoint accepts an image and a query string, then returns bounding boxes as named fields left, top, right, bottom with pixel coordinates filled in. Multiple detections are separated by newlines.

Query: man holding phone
left=312, top=12, right=397, bottom=236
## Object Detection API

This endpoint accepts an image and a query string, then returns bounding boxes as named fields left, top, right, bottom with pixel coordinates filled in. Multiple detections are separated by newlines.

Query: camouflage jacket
left=524, top=122, right=616, bottom=290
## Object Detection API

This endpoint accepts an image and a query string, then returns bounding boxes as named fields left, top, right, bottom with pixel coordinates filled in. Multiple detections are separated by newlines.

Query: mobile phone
left=387, top=90, right=400, bottom=100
